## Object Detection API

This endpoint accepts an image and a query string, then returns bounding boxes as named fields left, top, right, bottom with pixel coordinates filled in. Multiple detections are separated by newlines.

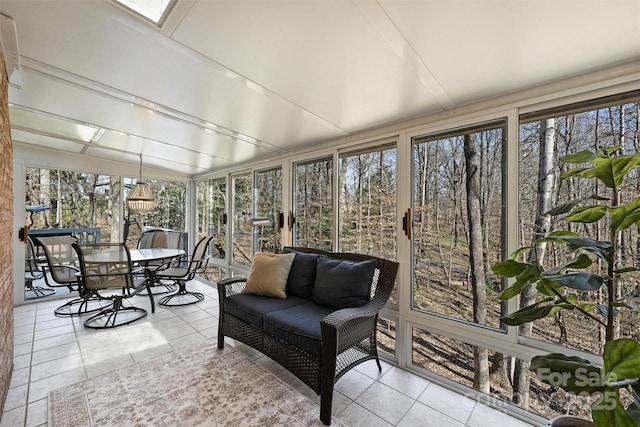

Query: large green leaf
left=543, top=254, right=593, bottom=275
left=610, top=198, right=640, bottom=231
left=545, top=195, right=609, bottom=217
left=580, top=155, right=640, bottom=189
left=499, top=281, right=525, bottom=301
left=500, top=303, right=562, bottom=326
left=563, top=205, right=608, bottom=223
left=603, top=338, right=640, bottom=382
left=560, top=150, right=598, bottom=164
left=591, top=389, right=637, bottom=427
left=536, top=279, right=564, bottom=296
left=542, top=234, right=613, bottom=261
left=530, top=353, right=604, bottom=394
left=491, top=259, right=528, bottom=277
left=561, top=167, right=590, bottom=180
left=615, top=266, right=640, bottom=274
left=542, top=272, right=604, bottom=291
left=625, top=397, right=640, bottom=426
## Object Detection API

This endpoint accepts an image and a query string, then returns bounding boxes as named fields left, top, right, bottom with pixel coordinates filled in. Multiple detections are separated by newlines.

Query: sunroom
left=1, top=1, right=640, bottom=426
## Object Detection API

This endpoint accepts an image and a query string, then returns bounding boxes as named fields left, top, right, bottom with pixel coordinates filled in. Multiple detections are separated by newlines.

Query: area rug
left=48, top=339, right=341, bottom=426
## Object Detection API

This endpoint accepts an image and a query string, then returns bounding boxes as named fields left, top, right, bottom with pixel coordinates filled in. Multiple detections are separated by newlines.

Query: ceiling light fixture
left=126, top=154, right=155, bottom=212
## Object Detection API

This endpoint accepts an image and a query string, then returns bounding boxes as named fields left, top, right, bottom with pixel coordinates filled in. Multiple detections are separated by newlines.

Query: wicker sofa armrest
left=321, top=301, right=381, bottom=354
left=216, top=277, right=248, bottom=300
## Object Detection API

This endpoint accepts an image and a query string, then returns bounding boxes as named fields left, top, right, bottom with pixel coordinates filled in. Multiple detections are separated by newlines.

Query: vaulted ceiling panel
left=380, top=0, right=640, bottom=104
left=171, top=0, right=445, bottom=131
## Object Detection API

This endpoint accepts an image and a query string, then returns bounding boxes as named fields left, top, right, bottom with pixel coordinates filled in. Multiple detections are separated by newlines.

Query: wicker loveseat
left=216, top=246, right=399, bottom=425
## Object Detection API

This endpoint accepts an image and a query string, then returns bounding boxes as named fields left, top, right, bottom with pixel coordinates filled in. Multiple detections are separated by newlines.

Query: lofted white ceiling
left=2, top=0, right=640, bottom=177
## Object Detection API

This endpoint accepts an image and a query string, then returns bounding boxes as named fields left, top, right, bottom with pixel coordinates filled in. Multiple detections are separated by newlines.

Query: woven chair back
left=73, top=243, right=135, bottom=291
left=34, top=235, right=79, bottom=285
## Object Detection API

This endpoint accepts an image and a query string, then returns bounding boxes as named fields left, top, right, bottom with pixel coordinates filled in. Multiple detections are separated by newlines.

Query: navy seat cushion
left=282, top=248, right=319, bottom=299
left=224, top=293, right=308, bottom=328
left=313, top=256, right=377, bottom=310
left=264, top=302, right=334, bottom=358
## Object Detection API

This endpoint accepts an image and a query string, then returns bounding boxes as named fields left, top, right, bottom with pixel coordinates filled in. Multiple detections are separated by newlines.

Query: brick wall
left=0, top=42, right=14, bottom=412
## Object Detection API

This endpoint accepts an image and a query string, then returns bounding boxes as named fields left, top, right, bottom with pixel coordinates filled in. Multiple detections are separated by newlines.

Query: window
left=254, top=168, right=282, bottom=254
left=411, top=121, right=506, bottom=329
left=26, top=168, right=118, bottom=242
left=124, top=177, right=186, bottom=247
left=518, top=93, right=640, bottom=353
left=411, top=326, right=590, bottom=420
left=232, top=173, right=253, bottom=266
left=338, top=145, right=397, bottom=260
left=293, top=158, right=333, bottom=250
left=196, top=178, right=227, bottom=260
left=112, top=0, right=175, bottom=25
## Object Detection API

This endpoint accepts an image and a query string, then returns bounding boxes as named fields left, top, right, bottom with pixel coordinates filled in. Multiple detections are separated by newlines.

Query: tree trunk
left=513, top=118, right=555, bottom=409
left=463, top=134, right=490, bottom=394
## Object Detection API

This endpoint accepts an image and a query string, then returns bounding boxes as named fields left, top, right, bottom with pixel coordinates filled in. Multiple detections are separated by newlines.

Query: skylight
left=113, top=0, right=175, bottom=25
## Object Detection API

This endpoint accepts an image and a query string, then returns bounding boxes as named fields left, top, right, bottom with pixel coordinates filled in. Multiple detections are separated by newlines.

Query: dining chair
left=137, top=229, right=184, bottom=295
left=153, top=235, right=213, bottom=306
left=35, top=235, right=110, bottom=316
left=24, top=236, right=54, bottom=298
left=73, top=242, right=154, bottom=329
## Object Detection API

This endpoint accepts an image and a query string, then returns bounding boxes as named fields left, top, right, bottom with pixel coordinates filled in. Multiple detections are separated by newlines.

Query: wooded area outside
left=24, top=169, right=186, bottom=247
left=407, top=94, right=640, bottom=420
left=294, top=158, right=334, bottom=251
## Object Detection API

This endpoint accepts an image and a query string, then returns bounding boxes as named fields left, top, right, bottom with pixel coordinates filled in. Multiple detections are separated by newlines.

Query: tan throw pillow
left=243, top=252, right=296, bottom=299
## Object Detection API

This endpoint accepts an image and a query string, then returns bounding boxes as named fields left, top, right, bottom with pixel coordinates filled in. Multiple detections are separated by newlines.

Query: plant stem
left=549, top=287, right=607, bottom=327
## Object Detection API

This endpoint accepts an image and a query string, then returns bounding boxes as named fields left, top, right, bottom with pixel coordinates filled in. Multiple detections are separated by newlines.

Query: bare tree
left=513, top=119, right=555, bottom=409
left=463, top=133, right=490, bottom=393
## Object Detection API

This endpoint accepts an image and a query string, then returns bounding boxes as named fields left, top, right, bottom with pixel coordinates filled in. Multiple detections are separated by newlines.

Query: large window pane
left=124, top=177, right=186, bottom=247
left=294, top=158, right=333, bottom=250
left=411, top=121, right=505, bottom=329
left=26, top=168, right=118, bottom=243
left=196, top=178, right=227, bottom=260
left=254, top=168, right=282, bottom=254
left=338, top=146, right=397, bottom=260
left=518, top=97, right=640, bottom=353
left=232, top=173, right=252, bottom=266
left=411, top=326, right=592, bottom=421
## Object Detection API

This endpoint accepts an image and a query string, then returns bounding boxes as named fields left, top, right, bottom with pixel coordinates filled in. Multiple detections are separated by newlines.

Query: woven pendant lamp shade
left=126, top=181, right=155, bottom=211
left=126, top=154, right=155, bottom=212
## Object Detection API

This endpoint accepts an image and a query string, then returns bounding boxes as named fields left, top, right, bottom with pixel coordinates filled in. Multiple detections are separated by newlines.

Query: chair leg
left=25, top=279, right=55, bottom=299
left=84, top=298, right=148, bottom=329
left=158, top=280, right=204, bottom=306
left=54, top=289, right=112, bottom=316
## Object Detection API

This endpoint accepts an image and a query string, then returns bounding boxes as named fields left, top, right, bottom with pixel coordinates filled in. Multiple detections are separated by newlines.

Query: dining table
left=79, top=247, right=185, bottom=264
left=130, top=248, right=185, bottom=264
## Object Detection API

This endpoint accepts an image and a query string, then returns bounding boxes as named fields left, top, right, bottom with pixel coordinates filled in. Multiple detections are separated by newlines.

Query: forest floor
left=375, top=256, right=640, bottom=420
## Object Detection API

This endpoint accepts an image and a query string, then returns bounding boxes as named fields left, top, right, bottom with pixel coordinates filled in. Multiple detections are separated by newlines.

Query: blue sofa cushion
left=224, top=293, right=308, bottom=328
left=313, top=256, right=377, bottom=309
left=282, top=248, right=319, bottom=299
left=264, top=302, right=334, bottom=358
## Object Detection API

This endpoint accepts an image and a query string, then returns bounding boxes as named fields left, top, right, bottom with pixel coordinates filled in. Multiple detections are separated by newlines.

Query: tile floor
left=1, top=280, right=540, bottom=427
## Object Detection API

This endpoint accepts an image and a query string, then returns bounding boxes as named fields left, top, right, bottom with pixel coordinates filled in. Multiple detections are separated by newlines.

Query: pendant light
left=126, top=154, right=155, bottom=212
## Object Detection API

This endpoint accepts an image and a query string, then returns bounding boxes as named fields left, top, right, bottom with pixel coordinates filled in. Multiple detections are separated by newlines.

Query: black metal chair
left=24, top=236, right=54, bottom=299
left=153, top=235, right=213, bottom=306
left=73, top=242, right=154, bottom=329
left=35, top=235, right=111, bottom=316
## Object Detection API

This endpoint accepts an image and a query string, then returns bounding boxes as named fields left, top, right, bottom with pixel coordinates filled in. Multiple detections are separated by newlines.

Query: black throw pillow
left=312, top=256, right=377, bottom=309
left=282, top=248, right=319, bottom=299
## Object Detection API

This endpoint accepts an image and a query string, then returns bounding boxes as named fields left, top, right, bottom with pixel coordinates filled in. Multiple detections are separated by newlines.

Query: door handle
left=288, top=211, right=295, bottom=231
left=276, top=212, right=284, bottom=231
left=402, top=208, right=412, bottom=240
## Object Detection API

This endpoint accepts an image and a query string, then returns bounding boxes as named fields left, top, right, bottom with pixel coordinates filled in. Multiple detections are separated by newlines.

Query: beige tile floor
left=2, top=280, right=539, bottom=427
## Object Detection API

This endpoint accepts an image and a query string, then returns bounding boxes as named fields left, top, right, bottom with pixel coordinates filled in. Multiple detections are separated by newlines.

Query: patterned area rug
left=48, top=339, right=340, bottom=426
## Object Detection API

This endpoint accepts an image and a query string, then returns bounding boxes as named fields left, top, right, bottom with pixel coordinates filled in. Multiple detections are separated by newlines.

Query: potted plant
left=493, top=146, right=640, bottom=426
